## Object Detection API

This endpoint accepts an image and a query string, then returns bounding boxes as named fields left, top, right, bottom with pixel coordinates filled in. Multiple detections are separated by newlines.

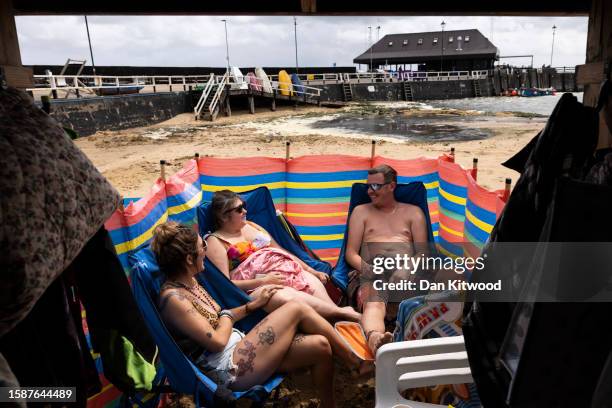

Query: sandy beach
left=75, top=101, right=547, bottom=198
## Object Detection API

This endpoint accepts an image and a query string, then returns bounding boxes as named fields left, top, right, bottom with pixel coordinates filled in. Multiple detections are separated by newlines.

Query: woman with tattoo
left=205, top=190, right=360, bottom=322
left=151, top=221, right=370, bottom=407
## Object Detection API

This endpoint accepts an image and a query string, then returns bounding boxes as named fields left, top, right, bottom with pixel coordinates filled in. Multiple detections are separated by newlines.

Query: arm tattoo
left=235, top=339, right=256, bottom=377
left=252, top=317, right=268, bottom=332
left=159, top=290, right=187, bottom=311
left=257, top=327, right=276, bottom=346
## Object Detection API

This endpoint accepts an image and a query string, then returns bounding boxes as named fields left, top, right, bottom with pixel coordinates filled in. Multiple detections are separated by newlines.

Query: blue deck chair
left=130, top=247, right=283, bottom=407
left=197, top=186, right=332, bottom=275
left=330, top=182, right=436, bottom=292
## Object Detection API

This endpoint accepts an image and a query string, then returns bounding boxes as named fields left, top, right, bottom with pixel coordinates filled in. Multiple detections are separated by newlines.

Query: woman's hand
left=248, top=285, right=283, bottom=310
left=312, top=271, right=330, bottom=284
left=262, top=272, right=285, bottom=286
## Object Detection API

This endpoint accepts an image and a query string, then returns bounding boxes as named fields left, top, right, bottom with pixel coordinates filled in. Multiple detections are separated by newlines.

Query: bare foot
left=367, top=331, right=393, bottom=355
left=340, top=306, right=361, bottom=322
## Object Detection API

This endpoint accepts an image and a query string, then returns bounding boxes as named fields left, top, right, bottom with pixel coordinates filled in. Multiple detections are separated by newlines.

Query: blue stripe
left=465, top=219, right=489, bottom=244
left=168, top=210, right=198, bottom=225
left=439, top=195, right=466, bottom=215
left=466, top=199, right=496, bottom=226
left=437, top=238, right=464, bottom=257
left=439, top=178, right=467, bottom=198
left=431, top=222, right=439, bottom=232
left=426, top=188, right=439, bottom=199
left=397, top=172, right=438, bottom=185
left=107, top=201, right=168, bottom=245
left=295, top=225, right=346, bottom=235
left=200, top=172, right=286, bottom=185
left=287, top=170, right=368, bottom=182
left=303, top=239, right=344, bottom=250
left=286, top=187, right=353, bottom=198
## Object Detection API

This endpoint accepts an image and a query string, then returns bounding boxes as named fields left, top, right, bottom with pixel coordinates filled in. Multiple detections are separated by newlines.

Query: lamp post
left=368, top=26, right=373, bottom=71
left=84, top=16, right=96, bottom=75
left=221, top=19, right=230, bottom=72
left=440, top=20, right=446, bottom=72
left=550, top=25, right=557, bottom=67
left=294, top=17, right=299, bottom=74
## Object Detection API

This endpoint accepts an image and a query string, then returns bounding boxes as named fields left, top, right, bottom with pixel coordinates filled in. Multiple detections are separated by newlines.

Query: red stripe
left=286, top=215, right=348, bottom=227
left=373, top=156, right=438, bottom=175
left=166, top=159, right=199, bottom=196
left=439, top=228, right=464, bottom=244
left=466, top=172, right=498, bottom=212
left=104, top=178, right=166, bottom=230
left=286, top=203, right=349, bottom=213
left=438, top=158, right=468, bottom=187
left=198, top=157, right=285, bottom=176
left=288, top=155, right=371, bottom=173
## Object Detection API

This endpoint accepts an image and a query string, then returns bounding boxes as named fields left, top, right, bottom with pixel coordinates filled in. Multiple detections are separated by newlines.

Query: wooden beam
left=583, top=0, right=612, bottom=107
left=575, top=61, right=607, bottom=85
left=300, top=0, right=316, bottom=13
left=0, top=0, right=33, bottom=88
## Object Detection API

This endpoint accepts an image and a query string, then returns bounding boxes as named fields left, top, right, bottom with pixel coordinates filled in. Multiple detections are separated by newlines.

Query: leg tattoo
left=235, top=340, right=256, bottom=377
left=257, top=327, right=276, bottom=346
left=292, top=334, right=305, bottom=344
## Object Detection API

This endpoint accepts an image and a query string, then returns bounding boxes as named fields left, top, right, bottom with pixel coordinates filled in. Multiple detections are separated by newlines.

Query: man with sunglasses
left=345, top=164, right=429, bottom=354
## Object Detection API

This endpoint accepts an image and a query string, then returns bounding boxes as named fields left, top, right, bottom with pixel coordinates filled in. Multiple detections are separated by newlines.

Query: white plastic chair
left=375, top=335, right=473, bottom=408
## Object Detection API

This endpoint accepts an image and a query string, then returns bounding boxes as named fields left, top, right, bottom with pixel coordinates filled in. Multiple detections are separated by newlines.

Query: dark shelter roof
left=354, top=29, right=498, bottom=64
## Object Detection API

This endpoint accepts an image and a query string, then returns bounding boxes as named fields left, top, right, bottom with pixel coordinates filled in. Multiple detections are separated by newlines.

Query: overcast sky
left=15, top=15, right=588, bottom=69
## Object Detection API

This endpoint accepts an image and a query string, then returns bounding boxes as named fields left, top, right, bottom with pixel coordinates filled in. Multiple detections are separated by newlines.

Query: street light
left=294, top=17, right=299, bottom=74
left=368, top=26, right=373, bottom=71
left=440, top=20, right=446, bottom=72
left=84, top=16, right=96, bottom=75
left=550, top=25, right=557, bottom=67
left=221, top=19, right=230, bottom=72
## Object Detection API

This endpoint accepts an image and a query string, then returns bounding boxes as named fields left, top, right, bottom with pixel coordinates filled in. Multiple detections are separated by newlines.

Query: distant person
left=151, top=221, right=367, bottom=406
left=345, top=165, right=429, bottom=354
left=206, top=190, right=360, bottom=322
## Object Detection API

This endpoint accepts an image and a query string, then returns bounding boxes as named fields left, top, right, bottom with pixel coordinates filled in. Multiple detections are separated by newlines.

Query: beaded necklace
left=163, top=280, right=221, bottom=328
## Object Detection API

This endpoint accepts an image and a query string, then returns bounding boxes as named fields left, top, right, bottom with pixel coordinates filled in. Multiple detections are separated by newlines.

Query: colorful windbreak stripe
left=95, top=153, right=508, bottom=406
left=285, top=156, right=371, bottom=264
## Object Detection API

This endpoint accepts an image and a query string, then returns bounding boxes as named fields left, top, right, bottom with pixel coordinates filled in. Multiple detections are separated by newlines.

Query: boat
left=290, top=73, right=304, bottom=96
left=246, top=72, right=262, bottom=92
left=518, top=87, right=557, bottom=97
left=255, top=67, right=273, bottom=94
left=229, top=66, right=248, bottom=90
left=278, top=70, right=293, bottom=96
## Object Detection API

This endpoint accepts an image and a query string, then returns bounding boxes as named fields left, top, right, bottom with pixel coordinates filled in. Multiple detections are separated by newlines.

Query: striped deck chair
left=330, top=182, right=436, bottom=292
left=130, top=248, right=283, bottom=407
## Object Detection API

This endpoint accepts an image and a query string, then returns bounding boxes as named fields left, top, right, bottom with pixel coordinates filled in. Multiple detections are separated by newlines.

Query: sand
left=75, top=103, right=546, bottom=199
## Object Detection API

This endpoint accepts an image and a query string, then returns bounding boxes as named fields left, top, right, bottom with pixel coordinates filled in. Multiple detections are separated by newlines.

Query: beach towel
left=230, top=247, right=314, bottom=294
left=334, top=321, right=374, bottom=361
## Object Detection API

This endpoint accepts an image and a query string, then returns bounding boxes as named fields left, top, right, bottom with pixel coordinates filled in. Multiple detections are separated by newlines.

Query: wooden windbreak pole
left=503, top=178, right=512, bottom=200
left=118, top=195, right=124, bottom=212
left=285, top=141, right=291, bottom=162
left=472, top=158, right=478, bottom=180
left=160, top=160, right=166, bottom=180
left=371, top=140, right=376, bottom=165
left=450, top=147, right=455, bottom=162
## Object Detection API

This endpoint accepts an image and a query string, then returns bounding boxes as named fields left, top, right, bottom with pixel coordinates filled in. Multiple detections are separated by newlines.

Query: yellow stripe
left=88, top=383, right=115, bottom=400
left=285, top=211, right=348, bottom=218
left=301, top=234, right=345, bottom=241
left=429, top=210, right=439, bottom=217
left=286, top=179, right=364, bottom=189
left=433, top=231, right=439, bottom=237
left=168, top=191, right=203, bottom=215
left=438, top=245, right=460, bottom=259
left=115, top=212, right=169, bottom=255
left=465, top=208, right=493, bottom=234
left=202, top=181, right=285, bottom=192
left=438, top=188, right=467, bottom=205
left=321, top=256, right=338, bottom=261
left=439, top=223, right=463, bottom=238
left=424, top=181, right=439, bottom=190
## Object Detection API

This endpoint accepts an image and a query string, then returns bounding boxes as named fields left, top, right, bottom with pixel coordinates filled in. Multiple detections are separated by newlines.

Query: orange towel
left=334, top=321, right=375, bottom=361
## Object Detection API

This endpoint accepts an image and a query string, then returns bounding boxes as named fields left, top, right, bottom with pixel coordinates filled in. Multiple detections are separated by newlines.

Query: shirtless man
left=345, top=164, right=429, bottom=354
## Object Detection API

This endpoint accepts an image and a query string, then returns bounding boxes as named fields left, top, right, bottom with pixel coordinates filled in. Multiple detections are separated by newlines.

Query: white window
left=403, top=39, right=408, bottom=46
left=449, top=36, right=454, bottom=42
left=433, top=37, right=438, bottom=44
left=417, top=38, right=423, bottom=45
left=465, top=35, right=470, bottom=42
left=457, top=36, right=462, bottom=41
left=388, top=41, right=393, bottom=46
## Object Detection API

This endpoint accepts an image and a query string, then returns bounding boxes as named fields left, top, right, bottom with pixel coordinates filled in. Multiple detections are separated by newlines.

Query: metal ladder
left=342, top=73, right=353, bottom=102
left=194, top=74, right=216, bottom=120
left=207, top=72, right=229, bottom=121
left=473, top=80, right=482, bottom=97
left=403, top=81, right=414, bottom=101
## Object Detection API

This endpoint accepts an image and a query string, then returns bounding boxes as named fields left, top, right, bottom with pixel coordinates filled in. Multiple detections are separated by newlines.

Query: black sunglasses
left=367, top=182, right=390, bottom=191
left=224, top=202, right=247, bottom=214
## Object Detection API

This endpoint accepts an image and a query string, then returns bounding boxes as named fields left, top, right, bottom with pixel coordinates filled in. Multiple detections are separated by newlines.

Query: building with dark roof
left=354, top=29, right=498, bottom=72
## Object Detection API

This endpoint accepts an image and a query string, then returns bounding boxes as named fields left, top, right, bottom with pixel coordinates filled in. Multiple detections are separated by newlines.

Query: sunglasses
left=225, top=202, right=247, bottom=214
left=367, top=182, right=390, bottom=191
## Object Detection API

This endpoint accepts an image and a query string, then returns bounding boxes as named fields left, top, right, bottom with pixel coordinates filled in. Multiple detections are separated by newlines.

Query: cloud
left=15, top=15, right=587, bottom=68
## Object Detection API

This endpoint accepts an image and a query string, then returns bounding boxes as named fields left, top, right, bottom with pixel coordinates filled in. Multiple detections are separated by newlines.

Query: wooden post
left=118, top=195, right=125, bottom=212
left=0, top=0, right=33, bottom=89
left=285, top=141, right=291, bottom=162
left=503, top=178, right=512, bottom=201
left=271, top=91, right=277, bottom=111
left=225, top=95, right=232, bottom=117
left=371, top=140, right=376, bottom=163
left=248, top=95, right=255, bottom=114
left=41, top=95, right=51, bottom=114
left=582, top=0, right=612, bottom=108
left=450, top=147, right=455, bottom=162
left=472, top=158, right=478, bottom=180
left=160, top=160, right=166, bottom=180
